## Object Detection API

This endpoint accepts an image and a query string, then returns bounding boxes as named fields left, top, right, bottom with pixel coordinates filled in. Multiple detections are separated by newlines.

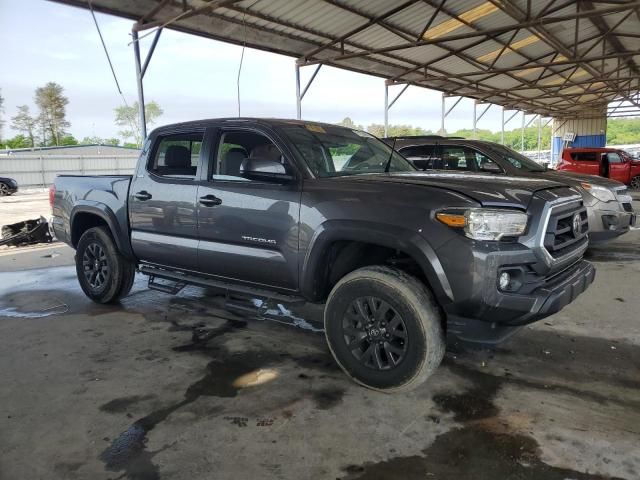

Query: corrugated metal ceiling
left=49, top=0, right=640, bottom=117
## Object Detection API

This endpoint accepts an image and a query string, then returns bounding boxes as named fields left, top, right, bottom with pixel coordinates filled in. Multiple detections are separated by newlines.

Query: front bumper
left=584, top=194, right=635, bottom=243
left=588, top=206, right=635, bottom=243
left=441, top=240, right=595, bottom=344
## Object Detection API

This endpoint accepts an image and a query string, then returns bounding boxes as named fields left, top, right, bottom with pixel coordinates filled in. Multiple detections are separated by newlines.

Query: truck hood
left=539, top=170, right=625, bottom=190
left=341, top=171, right=569, bottom=208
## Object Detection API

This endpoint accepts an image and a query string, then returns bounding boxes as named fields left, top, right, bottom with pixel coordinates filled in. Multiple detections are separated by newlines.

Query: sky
left=0, top=0, right=509, bottom=141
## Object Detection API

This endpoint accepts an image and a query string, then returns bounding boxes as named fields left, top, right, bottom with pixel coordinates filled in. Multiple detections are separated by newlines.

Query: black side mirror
left=480, top=162, right=502, bottom=173
left=240, top=158, right=293, bottom=182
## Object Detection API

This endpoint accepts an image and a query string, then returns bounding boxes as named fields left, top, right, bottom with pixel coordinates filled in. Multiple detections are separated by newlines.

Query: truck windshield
left=281, top=124, right=415, bottom=177
left=484, top=143, right=547, bottom=172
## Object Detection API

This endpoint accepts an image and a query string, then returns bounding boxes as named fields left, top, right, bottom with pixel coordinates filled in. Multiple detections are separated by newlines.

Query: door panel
left=607, top=152, right=628, bottom=183
left=196, top=129, right=301, bottom=290
left=129, top=132, right=203, bottom=270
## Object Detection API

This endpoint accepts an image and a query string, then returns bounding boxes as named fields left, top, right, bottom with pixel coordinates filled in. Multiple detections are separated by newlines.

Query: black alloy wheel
left=342, top=296, right=408, bottom=370
left=82, top=242, right=111, bottom=290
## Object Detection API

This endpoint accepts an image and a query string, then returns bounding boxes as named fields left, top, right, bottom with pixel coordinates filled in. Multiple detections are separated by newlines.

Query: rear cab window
left=149, top=133, right=203, bottom=178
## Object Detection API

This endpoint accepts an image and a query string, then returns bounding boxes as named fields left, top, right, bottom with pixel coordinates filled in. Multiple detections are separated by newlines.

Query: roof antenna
left=384, top=136, right=398, bottom=173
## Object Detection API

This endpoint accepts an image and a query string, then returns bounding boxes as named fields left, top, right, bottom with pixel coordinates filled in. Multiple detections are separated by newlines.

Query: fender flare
left=300, top=219, right=453, bottom=304
left=70, top=202, right=135, bottom=260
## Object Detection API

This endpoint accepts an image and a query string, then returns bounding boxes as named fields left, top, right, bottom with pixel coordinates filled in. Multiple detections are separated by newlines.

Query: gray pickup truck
left=51, top=118, right=595, bottom=391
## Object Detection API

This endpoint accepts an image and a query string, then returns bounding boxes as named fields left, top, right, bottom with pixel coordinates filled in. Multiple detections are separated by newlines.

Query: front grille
left=623, top=203, right=633, bottom=212
left=543, top=203, right=588, bottom=260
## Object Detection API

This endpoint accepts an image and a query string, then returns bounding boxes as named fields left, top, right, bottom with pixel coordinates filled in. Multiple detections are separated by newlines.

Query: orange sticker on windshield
left=305, top=124, right=326, bottom=133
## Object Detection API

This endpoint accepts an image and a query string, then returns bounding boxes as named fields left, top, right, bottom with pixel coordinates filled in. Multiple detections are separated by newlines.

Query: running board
left=139, top=264, right=305, bottom=304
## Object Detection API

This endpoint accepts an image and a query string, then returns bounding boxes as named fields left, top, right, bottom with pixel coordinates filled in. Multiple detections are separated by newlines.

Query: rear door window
left=440, top=145, right=500, bottom=172
left=149, top=133, right=203, bottom=178
left=398, top=145, right=440, bottom=170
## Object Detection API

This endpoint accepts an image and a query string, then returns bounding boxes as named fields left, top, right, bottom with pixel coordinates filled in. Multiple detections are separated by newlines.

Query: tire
left=324, top=265, right=445, bottom=392
left=631, top=176, right=640, bottom=190
left=0, top=182, right=10, bottom=196
left=75, top=226, right=136, bottom=303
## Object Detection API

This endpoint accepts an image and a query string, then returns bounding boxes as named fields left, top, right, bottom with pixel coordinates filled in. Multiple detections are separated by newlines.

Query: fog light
left=498, top=272, right=511, bottom=291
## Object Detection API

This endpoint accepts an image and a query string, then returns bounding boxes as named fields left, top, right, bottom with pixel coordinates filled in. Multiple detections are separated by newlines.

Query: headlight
left=581, top=183, right=616, bottom=202
left=436, top=208, right=528, bottom=240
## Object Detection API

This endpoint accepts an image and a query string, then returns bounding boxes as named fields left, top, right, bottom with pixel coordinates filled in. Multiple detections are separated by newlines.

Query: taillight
left=49, top=184, right=56, bottom=210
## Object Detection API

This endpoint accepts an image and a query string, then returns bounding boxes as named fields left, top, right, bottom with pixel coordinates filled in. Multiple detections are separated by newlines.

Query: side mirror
left=480, top=162, right=502, bottom=173
left=240, top=158, right=293, bottom=182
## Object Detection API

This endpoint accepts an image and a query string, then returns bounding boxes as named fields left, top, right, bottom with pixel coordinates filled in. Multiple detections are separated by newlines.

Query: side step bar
left=139, top=264, right=305, bottom=304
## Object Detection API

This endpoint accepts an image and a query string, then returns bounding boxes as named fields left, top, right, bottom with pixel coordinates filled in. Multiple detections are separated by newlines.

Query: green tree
left=607, top=118, right=640, bottom=145
left=367, top=123, right=433, bottom=138
left=35, top=82, right=70, bottom=146
left=3, top=134, right=32, bottom=149
left=336, top=117, right=364, bottom=130
left=11, top=105, right=37, bottom=147
left=81, top=136, right=121, bottom=146
left=59, top=134, right=79, bottom=146
left=114, top=101, right=163, bottom=147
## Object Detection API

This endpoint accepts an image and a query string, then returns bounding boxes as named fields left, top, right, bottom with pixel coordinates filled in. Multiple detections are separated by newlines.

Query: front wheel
left=630, top=176, right=640, bottom=190
left=0, top=182, right=10, bottom=196
left=324, top=266, right=445, bottom=392
left=75, top=226, right=136, bottom=303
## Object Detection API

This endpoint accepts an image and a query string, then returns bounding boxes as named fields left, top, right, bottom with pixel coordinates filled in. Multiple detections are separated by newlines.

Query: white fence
left=0, top=154, right=139, bottom=187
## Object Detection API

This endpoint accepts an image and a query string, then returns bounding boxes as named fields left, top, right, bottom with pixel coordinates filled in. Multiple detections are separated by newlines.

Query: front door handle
left=199, top=194, right=222, bottom=207
left=134, top=190, right=152, bottom=201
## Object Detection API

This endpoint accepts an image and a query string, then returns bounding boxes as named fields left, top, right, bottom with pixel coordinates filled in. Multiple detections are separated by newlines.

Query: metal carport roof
left=50, top=0, right=640, bottom=119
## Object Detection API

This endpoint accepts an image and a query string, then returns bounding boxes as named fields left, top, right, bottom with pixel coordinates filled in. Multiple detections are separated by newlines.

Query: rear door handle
left=199, top=194, right=222, bottom=206
left=134, top=190, right=152, bottom=201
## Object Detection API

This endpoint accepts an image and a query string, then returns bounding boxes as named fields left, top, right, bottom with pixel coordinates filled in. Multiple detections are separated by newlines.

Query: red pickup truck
left=557, top=147, right=640, bottom=189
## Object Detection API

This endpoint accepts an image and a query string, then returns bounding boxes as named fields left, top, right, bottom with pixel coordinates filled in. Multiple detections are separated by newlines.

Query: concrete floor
left=1, top=193, right=639, bottom=480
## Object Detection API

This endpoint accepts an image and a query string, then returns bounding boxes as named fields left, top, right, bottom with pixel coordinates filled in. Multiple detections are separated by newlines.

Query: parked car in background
left=51, top=119, right=595, bottom=391
left=558, top=147, right=640, bottom=189
left=386, top=136, right=636, bottom=244
left=0, top=176, right=18, bottom=196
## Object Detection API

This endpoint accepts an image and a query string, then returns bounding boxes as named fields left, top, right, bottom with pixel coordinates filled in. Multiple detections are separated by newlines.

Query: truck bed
left=51, top=175, right=132, bottom=253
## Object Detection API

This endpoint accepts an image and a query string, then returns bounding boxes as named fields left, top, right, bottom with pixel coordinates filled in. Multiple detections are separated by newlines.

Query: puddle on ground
left=0, top=291, right=68, bottom=318
left=100, top=318, right=340, bottom=480
left=341, top=358, right=629, bottom=480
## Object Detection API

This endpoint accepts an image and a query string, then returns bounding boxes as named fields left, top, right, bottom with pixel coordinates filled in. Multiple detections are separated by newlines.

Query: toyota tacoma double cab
left=51, top=119, right=595, bottom=392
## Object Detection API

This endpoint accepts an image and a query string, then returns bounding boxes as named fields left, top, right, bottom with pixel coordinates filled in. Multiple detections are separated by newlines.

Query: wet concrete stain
left=100, top=395, right=157, bottom=414
left=585, top=242, right=640, bottom=263
left=312, top=387, right=346, bottom=410
left=100, top=318, right=340, bottom=480
left=342, top=358, right=627, bottom=480
left=0, top=290, right=69, bottom=318
left=341, top=428, right=625, bottom=480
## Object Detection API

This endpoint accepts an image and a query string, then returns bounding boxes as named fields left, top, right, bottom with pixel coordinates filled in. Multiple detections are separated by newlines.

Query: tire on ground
left=75, top=226, right=136, bottom=303
left=324, top=265, right=445, bottom=392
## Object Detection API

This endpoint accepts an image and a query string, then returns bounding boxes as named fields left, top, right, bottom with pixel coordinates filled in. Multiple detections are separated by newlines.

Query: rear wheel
left=631, top=176, right=640, bottom=190
left=75, top=226, right=136, bottom=303
left=324, top=266, right=445, bottom=392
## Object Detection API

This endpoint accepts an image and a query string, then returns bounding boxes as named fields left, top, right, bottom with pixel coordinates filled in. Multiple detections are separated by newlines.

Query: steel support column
left=521, top=111, right=525, bottom=151
left=295, top=63, right=322, bottom=120
left=384, top=82, right=409, bottom=137
left=501, top=107, right=505, bottom=145
left=132, top=29, right=147, bottom=142
left=441, top=95, right=462, bottom=135
left=473, top=102, right=491, bottom=139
